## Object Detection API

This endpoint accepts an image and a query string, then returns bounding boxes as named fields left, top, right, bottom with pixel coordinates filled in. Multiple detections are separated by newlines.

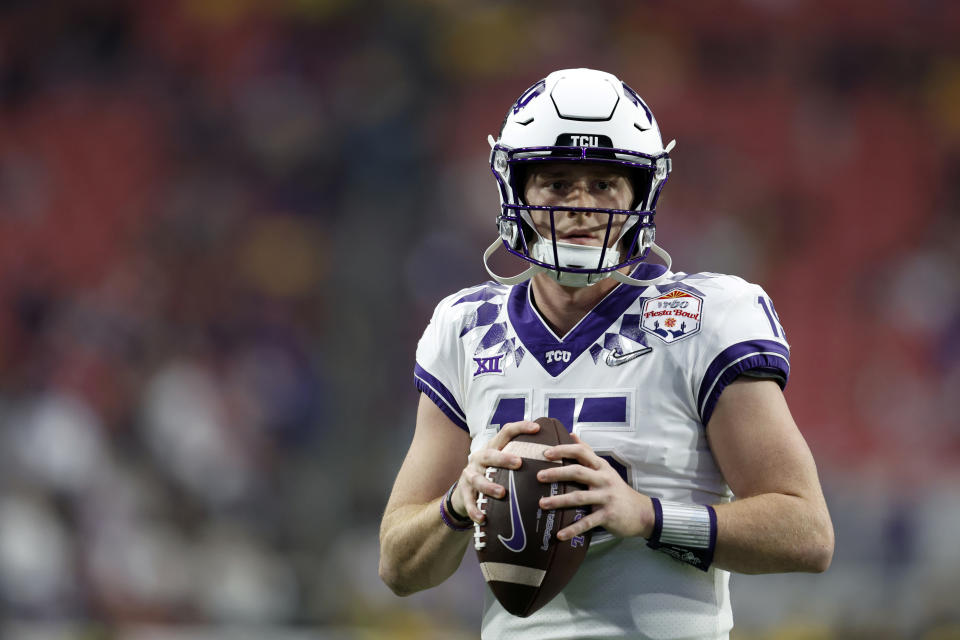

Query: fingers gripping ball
left=474, top=417, right=592, bottom=617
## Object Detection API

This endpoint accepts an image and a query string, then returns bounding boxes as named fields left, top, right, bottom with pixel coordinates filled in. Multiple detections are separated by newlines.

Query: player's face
left=523, top=163, right=635, bottom=248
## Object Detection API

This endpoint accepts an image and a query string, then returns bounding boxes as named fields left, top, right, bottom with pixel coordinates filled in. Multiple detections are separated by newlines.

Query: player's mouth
left=558, top=227, right=604, bottom=246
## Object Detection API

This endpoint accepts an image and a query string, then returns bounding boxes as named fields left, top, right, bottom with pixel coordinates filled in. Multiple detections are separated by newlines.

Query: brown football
left=474, top=416, right=592, bottom=617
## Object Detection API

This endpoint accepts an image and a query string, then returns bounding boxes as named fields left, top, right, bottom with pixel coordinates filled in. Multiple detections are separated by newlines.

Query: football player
left=380, top=68, right=833, bottom=639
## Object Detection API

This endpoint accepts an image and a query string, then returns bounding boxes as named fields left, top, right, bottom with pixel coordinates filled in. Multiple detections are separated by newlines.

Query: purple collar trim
left=508, top=263, right=667, bottom=377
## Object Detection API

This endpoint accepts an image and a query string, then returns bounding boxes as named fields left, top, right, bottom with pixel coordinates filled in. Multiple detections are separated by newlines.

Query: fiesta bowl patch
left=641, top=289, right=703, bottom=343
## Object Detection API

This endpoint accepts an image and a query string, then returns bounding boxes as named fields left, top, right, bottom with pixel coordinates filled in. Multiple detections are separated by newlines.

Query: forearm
left=711, top=492, right=834, bottom=574
left=378, top=499, right=472, bottom=596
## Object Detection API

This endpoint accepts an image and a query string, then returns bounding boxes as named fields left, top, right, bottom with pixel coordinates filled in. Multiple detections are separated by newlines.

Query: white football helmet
left=483, top=68, right=675, bottom=287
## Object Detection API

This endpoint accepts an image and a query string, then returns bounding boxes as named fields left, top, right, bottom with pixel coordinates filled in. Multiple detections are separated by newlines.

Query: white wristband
left=646, top=498, right=717, bottom=571
left=659, top=501, right=712, bottom=549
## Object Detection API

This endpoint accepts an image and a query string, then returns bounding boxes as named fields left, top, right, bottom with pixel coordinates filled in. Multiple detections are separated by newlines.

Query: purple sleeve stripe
left=414, top=364, right=469, bottom=432
left=415, top=379, right=469, bottom=432
left=697, top=340, right=790, bottom=427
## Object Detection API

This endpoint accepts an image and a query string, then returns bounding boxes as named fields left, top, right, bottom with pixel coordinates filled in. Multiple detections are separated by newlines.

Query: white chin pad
left=531, top=240, right=620, bottom=287
left=532, top=240, right=620, bottom=271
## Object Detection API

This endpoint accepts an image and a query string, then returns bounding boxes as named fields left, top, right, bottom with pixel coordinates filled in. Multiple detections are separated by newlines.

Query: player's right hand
left=452, top=420, right=541, bottom=523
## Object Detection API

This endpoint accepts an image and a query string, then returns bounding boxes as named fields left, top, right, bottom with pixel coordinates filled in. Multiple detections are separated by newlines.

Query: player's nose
left=562, top=183, right=600, bottom=214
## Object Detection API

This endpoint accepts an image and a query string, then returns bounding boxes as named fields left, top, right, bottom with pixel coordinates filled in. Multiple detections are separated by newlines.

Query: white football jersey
left=414, top=264, right=790, bottom=640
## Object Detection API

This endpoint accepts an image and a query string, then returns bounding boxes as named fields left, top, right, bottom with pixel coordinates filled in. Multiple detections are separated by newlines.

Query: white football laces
left=473, top=466, right=497, bottom=550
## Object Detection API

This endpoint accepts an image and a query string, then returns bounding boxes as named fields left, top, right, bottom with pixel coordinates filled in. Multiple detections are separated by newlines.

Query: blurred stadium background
left=0, top=0, right=958, bottom=638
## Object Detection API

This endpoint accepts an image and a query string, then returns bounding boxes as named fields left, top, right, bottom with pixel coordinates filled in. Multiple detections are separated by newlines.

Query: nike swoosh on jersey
left=497, top=470, right=526, bottom=552
left=604, top=346, right=653, bottom=366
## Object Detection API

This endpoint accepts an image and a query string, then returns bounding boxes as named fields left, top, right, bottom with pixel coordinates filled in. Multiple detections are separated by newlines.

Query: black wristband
left=444, top=481, right=472, bottom=524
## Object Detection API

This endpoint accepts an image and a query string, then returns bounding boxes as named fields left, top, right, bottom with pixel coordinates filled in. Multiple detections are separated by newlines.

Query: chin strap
left=483, top=238, right=544, bottom=285
left=609, top=242, right=672, bottom=287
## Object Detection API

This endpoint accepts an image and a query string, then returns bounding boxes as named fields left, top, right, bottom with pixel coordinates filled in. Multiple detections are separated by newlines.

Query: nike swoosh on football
left=497, top=470, right=526, bottom=552
left=604, top=346, right=653, bottom=366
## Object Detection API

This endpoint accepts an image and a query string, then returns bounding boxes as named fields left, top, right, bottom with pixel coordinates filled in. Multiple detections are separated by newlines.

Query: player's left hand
left=537, top=433, right=655, bottom=541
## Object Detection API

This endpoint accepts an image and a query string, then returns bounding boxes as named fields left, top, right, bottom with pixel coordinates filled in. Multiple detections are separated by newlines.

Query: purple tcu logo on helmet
left=473, top=354, right=505, bottom=377
left=513, top=79, right=546, bottom=114
left=621, top=82, right=652, bottom=129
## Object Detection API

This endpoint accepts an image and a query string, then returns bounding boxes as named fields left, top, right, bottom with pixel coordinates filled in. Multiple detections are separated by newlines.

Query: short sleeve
left=693, top=282, right=790, bottom=427
left=414, top=294, right=469, bottom=432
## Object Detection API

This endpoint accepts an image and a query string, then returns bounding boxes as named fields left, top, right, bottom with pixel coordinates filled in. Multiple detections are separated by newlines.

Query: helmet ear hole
left=620, top=225, right=641, bottom=259
left=509, top=165, right=530, bottom=205
left=628, top=168, right=654, bottom=211
left=508, top=165, right=537, bottom=251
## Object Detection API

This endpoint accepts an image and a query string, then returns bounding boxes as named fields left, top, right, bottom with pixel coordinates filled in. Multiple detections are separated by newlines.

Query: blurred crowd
left=0, top=0, right=958, bottom=638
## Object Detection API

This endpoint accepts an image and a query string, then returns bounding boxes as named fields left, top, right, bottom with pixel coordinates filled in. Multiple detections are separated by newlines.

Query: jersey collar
left=508, top=263, right=667, bottom=377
